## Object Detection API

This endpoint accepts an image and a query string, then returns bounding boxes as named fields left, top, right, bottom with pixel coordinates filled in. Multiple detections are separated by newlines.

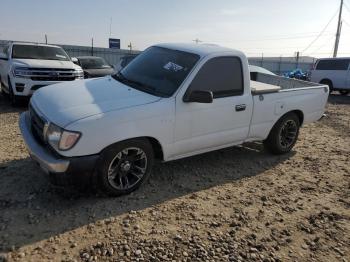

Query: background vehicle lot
left=0, top=93, right=349, bottom=261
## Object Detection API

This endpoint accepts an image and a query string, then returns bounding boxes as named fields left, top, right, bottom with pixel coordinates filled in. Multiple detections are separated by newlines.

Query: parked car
left=310, top=57, right=350, bottom=95
left=0, top=42, right=83, bottom=105
left=76, top=56, right=115, bottom=78
left=19, top=43, right=328, bottom=196
left=113, top=54, right=138, bottom=72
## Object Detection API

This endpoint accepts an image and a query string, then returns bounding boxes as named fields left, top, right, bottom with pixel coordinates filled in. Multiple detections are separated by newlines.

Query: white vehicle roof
left=317, top=57, right=350, bottom=61
left=155, top=43, right=244, bottom=58
left=10, top=42, right=62, bottom=49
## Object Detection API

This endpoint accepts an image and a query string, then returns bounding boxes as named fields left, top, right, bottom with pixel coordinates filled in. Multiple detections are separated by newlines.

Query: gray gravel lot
left=0, top=93, right=349, bottom=262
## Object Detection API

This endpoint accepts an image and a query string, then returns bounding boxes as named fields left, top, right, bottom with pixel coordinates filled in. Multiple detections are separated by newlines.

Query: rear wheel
left=0, top=78, right=7, bottom=98
left=264, top=113, right=300, bottom=155
left=320, top=80, right=333, bottom=93
left=97, top=139, right=154, bottom=196
left=339, top=90, right=349, bottom=96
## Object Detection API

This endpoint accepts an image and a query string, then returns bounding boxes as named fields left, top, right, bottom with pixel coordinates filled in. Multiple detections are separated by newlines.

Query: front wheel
left=339, top=90, right=349, bottom=96
left=264, top=113, right=300, bottom=155
left=97, top=139, right=154, bottom=196
left=8, top=77, right=20, bottom=106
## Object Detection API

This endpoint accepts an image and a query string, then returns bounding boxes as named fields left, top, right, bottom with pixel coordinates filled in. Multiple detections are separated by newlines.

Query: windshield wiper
left=112, top=72, right=168, bottom=97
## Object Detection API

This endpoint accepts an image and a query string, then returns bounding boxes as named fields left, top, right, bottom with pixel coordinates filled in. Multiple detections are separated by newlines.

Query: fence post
left=91, top=38, right=94, bottom=56
left=278, top=56, right=282, bottom=75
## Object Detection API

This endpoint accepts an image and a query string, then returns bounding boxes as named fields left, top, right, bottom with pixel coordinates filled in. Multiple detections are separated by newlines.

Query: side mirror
left=71, top=57, right=78, bottom=64
left=183, top=90, right=213, bottom=103
left=0, top=53, right=8, bottom=60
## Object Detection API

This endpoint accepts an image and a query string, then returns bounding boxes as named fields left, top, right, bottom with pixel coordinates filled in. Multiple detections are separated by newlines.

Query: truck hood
left=12, top=59, right=80, bottom=70
left=31, top=77, right=161, bottom=127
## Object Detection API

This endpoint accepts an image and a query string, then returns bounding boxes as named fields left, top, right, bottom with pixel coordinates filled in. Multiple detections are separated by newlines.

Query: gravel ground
left=0, top=93, right=349, bottom=262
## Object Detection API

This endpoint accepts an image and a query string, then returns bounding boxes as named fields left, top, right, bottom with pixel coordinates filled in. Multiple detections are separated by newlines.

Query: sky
left=1, top=0, right=350, bottom=58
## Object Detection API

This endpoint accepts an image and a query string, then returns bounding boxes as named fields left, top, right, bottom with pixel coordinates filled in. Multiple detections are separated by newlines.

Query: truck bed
left=251, top=73, right=323, bottom=95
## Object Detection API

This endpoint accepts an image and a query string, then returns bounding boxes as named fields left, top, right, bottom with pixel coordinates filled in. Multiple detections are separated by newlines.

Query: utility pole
left=193, top=38, right=202, bottom=44
left=333, top=0, right=343, bottom=57
left=45, top=34, right=48, bottom=44
left=109, top=17, right=112, bottom=37
left=128, top=42, right=132, bottom=52
left=295, top=51, right=300, bottom=69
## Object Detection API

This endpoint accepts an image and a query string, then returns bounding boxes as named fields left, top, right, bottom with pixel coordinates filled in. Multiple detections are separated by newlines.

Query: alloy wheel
left=279, top=120, right=298, bottom=149
left=107, top=147, right=147, bottom=190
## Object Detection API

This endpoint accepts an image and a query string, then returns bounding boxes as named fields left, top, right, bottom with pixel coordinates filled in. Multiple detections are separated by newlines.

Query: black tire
left=0, top=78, right=8, bottom=98
left=97, top=139, right=154, bottom=196
left=320, top=79, right=333, bottom=93
left=339, top=90, right=349, bottom=96
left=264, top=113, right=300, bottom=155
left=8, top=77, right=20, bottom=106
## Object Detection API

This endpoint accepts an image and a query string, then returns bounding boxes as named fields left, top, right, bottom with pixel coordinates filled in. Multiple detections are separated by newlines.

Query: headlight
left=46, top=123, right=81, bottom=151
left=74, top=69, right=84, bottom=79
left=59, top=130, right=81, bottom=150
left=13, top=67, right=31, bottom=78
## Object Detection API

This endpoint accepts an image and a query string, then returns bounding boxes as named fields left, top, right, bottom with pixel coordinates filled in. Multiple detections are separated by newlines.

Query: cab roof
left=11, top=42, right=61, bottom=49
left=155, top=43, right=244, bottom=58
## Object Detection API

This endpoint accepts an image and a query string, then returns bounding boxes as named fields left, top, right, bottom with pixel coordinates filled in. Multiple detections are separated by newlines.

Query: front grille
left=31, top=85, right=46, bottom=91
left=23, top=68, right=77, bottom=82
left=31, top=76, right=76, bottom=81
left=29, top=104, right=47, bottom=144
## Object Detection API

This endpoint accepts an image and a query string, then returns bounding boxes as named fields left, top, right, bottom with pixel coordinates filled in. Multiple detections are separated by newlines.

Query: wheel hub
left=120, top=161, right=131, bottom=172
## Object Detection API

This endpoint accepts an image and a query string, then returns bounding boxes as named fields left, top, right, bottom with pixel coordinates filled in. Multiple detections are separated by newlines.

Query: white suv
left=0, top=42, right=84, bottom=105
left=310, top=57, right=350, bottom=95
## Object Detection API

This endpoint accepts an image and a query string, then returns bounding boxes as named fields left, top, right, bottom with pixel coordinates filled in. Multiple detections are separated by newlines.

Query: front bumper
left=11, top=77, right=80, bottom=96
left=19, top=112, right=98, bottom=186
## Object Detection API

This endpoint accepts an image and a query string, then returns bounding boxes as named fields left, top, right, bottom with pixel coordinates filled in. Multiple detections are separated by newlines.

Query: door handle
left=235, top=104, right=246, bottom=112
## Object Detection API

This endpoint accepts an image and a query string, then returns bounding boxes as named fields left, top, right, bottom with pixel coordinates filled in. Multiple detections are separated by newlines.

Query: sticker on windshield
left=163, top=62, right=183, bottom=72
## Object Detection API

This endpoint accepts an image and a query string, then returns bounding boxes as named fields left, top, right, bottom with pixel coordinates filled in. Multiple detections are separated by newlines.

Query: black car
left=76, top=56, right=115, bottom=78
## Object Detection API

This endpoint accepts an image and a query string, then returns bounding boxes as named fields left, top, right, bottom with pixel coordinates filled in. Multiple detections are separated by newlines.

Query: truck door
left=172, top=56, right=253, bottom=157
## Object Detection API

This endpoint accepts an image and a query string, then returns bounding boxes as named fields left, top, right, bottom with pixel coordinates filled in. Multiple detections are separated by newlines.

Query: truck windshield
left=79, top=57, right=111, bottom=69
left=12, top=45, right=70, bottom=61
left=113, top=46, right=200, bottom=97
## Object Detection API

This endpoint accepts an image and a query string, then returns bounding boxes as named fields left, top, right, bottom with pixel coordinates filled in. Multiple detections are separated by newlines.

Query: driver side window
left=188, top=56, right=243, bottom=98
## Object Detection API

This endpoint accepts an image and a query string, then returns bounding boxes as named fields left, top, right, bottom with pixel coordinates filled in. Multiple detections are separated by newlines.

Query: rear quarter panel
left=248, top=86, right=328, bottom=141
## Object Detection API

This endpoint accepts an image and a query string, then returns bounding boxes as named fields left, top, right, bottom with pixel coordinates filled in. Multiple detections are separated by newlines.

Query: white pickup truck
left=19, top=43, right=328, bottom=196
left=0, top=42, right=83, bottom=105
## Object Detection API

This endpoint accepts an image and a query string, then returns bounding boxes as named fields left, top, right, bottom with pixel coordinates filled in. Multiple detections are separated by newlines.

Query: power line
left=209, top=32, right=334, bottom=44
left=302, top=8, right=339, bottom=53
left=343, top=2, right=350, bottom=12
left=306, top=35, right=335, bottom=56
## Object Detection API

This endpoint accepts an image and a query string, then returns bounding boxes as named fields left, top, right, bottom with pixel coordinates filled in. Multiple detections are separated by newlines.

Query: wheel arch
left=289, top=110, right=304, bottom=126
left=101, top=136, right=165, bottom=161
left=319, top=78, right=333, bottom=88
left=268, top=110, right=304, bottom=137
